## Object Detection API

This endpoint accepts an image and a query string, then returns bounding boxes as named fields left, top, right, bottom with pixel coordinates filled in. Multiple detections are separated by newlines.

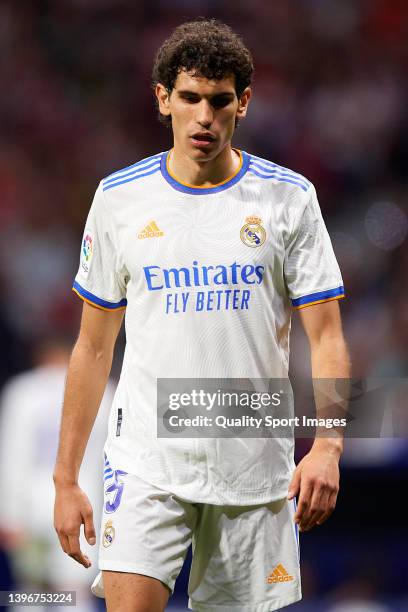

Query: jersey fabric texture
left=73, top=149, right=345, bottom=505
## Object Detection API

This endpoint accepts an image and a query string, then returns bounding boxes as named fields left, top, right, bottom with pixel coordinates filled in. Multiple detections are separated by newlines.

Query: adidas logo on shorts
left=138, top=221, right=164, bottom=239
left=266, top=563, right=294, bottom=583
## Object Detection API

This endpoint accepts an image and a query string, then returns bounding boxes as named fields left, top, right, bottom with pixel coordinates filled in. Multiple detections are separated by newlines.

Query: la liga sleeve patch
left=80, top=228, right=94, bottom=275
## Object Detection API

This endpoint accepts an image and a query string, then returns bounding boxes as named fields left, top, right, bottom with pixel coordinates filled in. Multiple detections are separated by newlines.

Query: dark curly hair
left=152, top=18, right=254, bottom=126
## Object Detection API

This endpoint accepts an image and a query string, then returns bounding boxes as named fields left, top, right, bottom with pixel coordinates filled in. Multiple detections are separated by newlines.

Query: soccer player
left=0, top=338, right=114, bottom=611
left=54, top=19, right=350, bottom=611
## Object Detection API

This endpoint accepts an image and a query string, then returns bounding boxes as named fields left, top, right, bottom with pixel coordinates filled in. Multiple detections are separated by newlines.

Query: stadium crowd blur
left=0, top=1, right=407, bottom=610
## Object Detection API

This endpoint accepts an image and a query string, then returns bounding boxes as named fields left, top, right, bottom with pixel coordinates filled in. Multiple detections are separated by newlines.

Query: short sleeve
left=72, top=182, right=127, bottom=310
left=284, top=185, right=345, bottom=309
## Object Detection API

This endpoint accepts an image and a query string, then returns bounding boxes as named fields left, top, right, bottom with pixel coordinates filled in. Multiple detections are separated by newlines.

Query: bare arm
left=53, top=302, right=124, bottom=567
left=287, top=300, right=350, bottom=531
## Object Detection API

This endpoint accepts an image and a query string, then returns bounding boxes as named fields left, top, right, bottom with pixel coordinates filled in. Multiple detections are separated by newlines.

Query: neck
left=168, top=144, right=240, bottom=187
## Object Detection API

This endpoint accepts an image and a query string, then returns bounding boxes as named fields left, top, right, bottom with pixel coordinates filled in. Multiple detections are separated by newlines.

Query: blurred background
left=0, top=0, right=407, bottom=610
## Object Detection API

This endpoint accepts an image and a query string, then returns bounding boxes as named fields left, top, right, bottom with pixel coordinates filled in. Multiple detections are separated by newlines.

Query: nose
left=196, top=100, right=213, bottom=128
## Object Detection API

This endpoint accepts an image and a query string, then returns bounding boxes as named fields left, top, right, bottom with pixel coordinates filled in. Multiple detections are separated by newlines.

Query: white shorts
left=91, top=458, right=301, bottom=611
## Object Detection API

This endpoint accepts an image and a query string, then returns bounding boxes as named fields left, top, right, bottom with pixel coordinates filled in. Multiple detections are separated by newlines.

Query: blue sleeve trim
left=291, top=285, right=345, bottom=307
left=72, top=280, right=127, bottom=309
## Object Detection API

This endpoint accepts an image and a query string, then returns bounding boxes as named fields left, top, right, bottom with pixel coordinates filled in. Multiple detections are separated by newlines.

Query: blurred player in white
left=54, top=19, right=350, bottom=611
left=0, top=338, right=114, bottom=611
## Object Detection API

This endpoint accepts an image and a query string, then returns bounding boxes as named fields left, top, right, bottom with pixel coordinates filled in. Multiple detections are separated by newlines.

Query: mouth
left=190, top=132, right=216, bottom=147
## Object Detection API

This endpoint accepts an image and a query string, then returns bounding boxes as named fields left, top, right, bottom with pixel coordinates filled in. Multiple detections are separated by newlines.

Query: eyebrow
left=176, top=90, right=236, bottom=98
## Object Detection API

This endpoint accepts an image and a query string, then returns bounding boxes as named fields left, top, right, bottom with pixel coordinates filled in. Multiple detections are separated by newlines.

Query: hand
left=287, top=443, right=340, bottom=532
left=54, top=483, right=96, bottom=568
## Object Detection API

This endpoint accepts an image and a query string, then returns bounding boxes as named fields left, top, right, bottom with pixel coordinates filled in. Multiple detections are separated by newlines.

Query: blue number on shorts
left=104, top=454, right=128, bottom=513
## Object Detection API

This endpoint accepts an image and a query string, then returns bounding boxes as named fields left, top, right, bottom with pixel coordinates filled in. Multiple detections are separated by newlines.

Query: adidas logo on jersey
left=266, top=564, right=294, bottom=583
left=138, top=221, right=164, bottom=239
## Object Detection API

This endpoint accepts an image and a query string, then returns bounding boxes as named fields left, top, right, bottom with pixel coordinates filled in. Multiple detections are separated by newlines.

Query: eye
left=212, top=97, right=234, bottom=109
left=181, top=94, right=200, bottom=104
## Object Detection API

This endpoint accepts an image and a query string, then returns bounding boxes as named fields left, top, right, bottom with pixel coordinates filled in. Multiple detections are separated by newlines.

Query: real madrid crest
left=103, top=520, right=115, bottom=548
left=240, top=215, right=266, bottom=248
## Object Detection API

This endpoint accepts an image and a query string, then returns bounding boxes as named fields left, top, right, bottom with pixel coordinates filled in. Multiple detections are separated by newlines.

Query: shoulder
left=245, top=152, right=312, bottom=195
left=101, top=152, right=163, bottom=193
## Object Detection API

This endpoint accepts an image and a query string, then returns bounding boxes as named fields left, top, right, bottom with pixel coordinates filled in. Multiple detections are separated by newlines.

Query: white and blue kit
left=73, top=149, right=345, bottom=610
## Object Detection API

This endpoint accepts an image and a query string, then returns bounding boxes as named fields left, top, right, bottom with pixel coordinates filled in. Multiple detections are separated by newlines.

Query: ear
left=236, top=87, right=252, bottom=120
left=155, top=83, right=171, bottom=117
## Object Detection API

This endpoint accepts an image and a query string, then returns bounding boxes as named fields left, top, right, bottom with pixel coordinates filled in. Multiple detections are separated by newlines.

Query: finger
left=287, top=469, right=301, bottom=500
left=69, top=551, right=92, bottom=568
left=300, top=488, right=328, bottom=532
left=56, top=531, right=70, bottom=555
left=294, top=479, right=312, bottom=525
left=83, top=508, right=96, bottom=546
left=316, top=490, right=338, bottom=526
left=297, top=479, right=324, bottom=531
left=68, top=548, right=92, bottom=568
left=67, top=533, right=92, bottom=568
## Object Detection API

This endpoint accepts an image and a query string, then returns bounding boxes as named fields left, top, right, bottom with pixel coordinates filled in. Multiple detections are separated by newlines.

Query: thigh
left=91, top=455, right=198, bottom=604
left=102, top=570, right=170, bottom=612
left=188, top=498, right=301, bottom=611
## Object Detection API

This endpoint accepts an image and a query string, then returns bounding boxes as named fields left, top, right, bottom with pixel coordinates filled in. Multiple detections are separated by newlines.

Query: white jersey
left=73, top=149, right=344, bottom=505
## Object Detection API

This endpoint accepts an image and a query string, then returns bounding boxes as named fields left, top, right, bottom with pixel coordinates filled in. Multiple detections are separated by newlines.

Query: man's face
left=156, top=70, right=251, bottom=161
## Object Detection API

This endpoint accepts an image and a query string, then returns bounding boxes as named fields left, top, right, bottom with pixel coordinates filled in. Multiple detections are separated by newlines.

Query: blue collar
left=160, top=149, right=249, bottom=195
